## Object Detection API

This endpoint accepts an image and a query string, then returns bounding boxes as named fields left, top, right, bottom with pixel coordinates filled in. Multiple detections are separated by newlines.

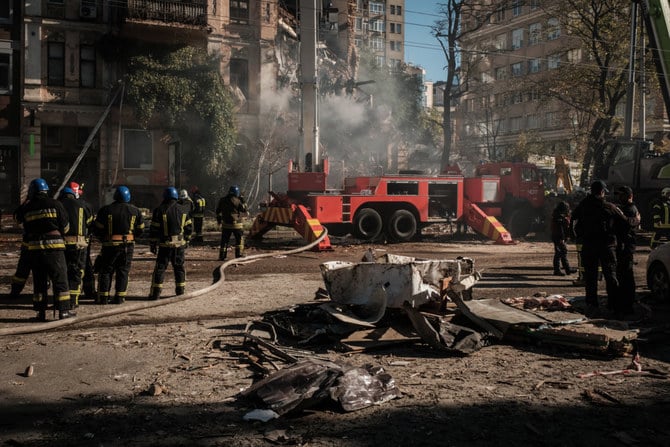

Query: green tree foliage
left=125, top=46, right=237, bottom=180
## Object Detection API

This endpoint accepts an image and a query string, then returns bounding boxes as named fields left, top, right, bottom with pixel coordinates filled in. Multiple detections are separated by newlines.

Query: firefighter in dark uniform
left=571, top=180, right=627, bottom=311
left=15, top=178, right=72, bottom=320
left=614, top=186, right=641, bottom=317
left=93, top=186, right=144, bottom=304
left=216, top=185, right=248, bottom=261
left=550, top=201, right=575, bottom=276
left=9, top=199, right=31, bottom=298
left=651, top=187, right=670, bottom=248
left=178, top=189, right=194, bottom=216
left=190, top=186, right=206, bottom=243
left=148, top=187, right=193, bottom=300
left=59, top=185, right=94, bottom=309
left=72, top=182, right=97, bottom=300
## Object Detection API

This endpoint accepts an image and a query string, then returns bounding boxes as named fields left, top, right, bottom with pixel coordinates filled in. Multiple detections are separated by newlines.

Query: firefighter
left=190, top=186, right=206, bottom=243
left=148, top=187, right=193, bottom=300
left=9, top=199, right=31, bottom=298
left=216, top=185, right=248, bottom=261
left=59, top=185, right=94, bottom=309
left=571, top=180, right=627, bottom=311
left=93, top=186, right=144, bottom=304
left=69, top=181, right=97, bottom=300
left=15, top=178, right=72, bottom=321
left=550, top=201, right=575, bottom=276
left=651, top=187, right=670, bottom=248
left=614, top=186, right=641, bottom=317
left=178, top=189, right=194, bottom=216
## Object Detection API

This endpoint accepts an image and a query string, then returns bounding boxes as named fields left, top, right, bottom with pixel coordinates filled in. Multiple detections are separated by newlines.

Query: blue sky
left=404, top=2, right=446, bottom=82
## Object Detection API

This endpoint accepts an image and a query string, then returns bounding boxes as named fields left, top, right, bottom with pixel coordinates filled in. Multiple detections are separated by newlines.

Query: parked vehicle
left=647, top=242, right=670, bottom=301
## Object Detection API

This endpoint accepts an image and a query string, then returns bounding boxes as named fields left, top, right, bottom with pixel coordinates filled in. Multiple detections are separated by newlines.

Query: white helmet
left=179, top=189, right=189, bottom=200
left=662, top=187, right=670, bottom=198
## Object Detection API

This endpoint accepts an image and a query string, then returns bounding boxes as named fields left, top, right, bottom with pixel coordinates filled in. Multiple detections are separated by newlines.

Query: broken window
left=230, top=0, right=249, bottom=25
left=80, top=45, right=96, bottom=88
left=230, top=58, right=249, bottom=99
left=0, top=52, right=10, bottom=93
left=48, top=42, right=65, bottom=86
left=123, top=129, right=152, bottom=169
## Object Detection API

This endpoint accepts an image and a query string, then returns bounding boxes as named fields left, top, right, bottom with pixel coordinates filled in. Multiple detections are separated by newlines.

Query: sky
left=404, top=2, right=446, bottom=82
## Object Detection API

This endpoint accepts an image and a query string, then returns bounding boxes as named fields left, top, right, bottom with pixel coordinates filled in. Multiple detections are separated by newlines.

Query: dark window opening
left=48, top=42, right=65, bottom=86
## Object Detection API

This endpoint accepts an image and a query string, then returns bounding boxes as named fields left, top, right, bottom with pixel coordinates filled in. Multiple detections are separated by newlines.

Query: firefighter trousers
left=616, top=250, right=636, bottom=314
left=97, top=244, right=135, bottom=304
left=30, top=249, right=70, bottom=312
left=10, top=244, right=30, bottom=297
left=219, top=227, right=244, bottom=260
left=581, top=244, right=618, bottom=308
left=64, top=245, right=87, bottom=307
left=150, top=246, right=186, bottom=298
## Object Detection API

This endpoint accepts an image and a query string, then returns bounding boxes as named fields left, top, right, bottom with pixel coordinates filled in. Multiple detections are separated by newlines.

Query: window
left=529, top=23, right=541, bottom=45
left=567, top=48, right=582, bottom=63
left=355, top=17, right=362, bottom=31
left=548, top=54, right=561, bottom=69
left=390, top=5, right=396, bottom=14
left=370, top=19, right=384, bottom=32
left=527, top=115, right=540, bottom=129
left=530, top=0, right=540, bottom=10
left=495, top=66, right=508, bottom=80
left=511, top=62, right=523, bottom=77
left=80, top=45, right=95, bottom=88
left=390, top=23, right=401, bottom=33
left=0, top=52, right=10, bottom=93
left=546, top=111, right=560, bottom=127
left=390, top=41, right=402, bottom=51
left=370, top=2, right=384, bottom=15
left=527, top=89, right=540, bottom=101
left=510, top=116, right=523, bottom=132
left=45, top=126, right=61, bottom=146
left=47, top=42, right=65, bottom=86
left=0, top=0, right=10, bottom=21
left=528, top=58, right=541, bottom=73
left=375, top=55, right=386, bottom=66
left=512, top=91, right=523, bottom=104
left=496, top=7, right=505, bottom=22
left=396, top=5, right=402, bottom=15
left=230, top=58, right=249, bottom=98
left=547, top=18, right=560, bottom=40
left=512, top=29, right=523, bottom=49
left=123, top=130, right=152, bottom=169
left=495, top=33, right=507, bottom=51
left=370, top=37, right=384, bottom=51
left=230, top=0, right=249, bottom=25
left=512, top=0, right=522, bottom=17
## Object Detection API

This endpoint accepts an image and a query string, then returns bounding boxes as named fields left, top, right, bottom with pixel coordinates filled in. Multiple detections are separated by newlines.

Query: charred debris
left=233, top=250, right=642, bottom=417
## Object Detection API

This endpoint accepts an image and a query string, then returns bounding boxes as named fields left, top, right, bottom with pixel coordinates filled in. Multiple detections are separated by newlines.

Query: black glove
left=150, top=242, right=157, bottom=254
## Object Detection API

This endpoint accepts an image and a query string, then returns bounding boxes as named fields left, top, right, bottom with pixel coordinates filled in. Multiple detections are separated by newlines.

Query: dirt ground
left=1, top=226, right=670, bottom=447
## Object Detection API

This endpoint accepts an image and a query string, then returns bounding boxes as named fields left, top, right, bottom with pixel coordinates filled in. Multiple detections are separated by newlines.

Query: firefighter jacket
left=216, top=194, right=248, bottom=229
left=192, top=192, right=206, bottom=218
left=550, top=204, right=571, bottom=242
left=15, top=193, right=69, bottom=251
left=653, top=200, right=670, bottom=229
left=149, top=199, right=193, bottom=247
left=178, top=197, right=194, bottom=216
left=59, top=193, right=94, bottom=248
left=94, top=201, right=144, bottom=246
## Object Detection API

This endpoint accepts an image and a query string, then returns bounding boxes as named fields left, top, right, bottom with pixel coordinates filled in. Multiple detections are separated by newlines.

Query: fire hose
left=0, top=229, right=328, bottom=337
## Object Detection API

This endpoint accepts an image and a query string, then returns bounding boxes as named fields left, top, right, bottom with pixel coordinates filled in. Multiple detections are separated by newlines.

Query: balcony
left=126, top=0, right=207, bottom=26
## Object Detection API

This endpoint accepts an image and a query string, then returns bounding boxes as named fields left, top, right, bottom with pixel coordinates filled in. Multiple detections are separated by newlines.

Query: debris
left=147, top=383, right=163, bottom=396
left=340, top=327, right=420, bottom=352
left=24, top=365, right=34, bottom=377
left=239, top=358, right=400, bottom=415
left=502, top=294, right=572, bottom=311
left=242, top=409, right=279, bottom=422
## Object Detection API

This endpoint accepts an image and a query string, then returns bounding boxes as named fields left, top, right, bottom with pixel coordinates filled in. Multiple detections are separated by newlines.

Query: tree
left=532, top=0, right=632, bottom=184
left=125, top=46, right=237, bottom=190
left=433, top=1, right=512, bottom=167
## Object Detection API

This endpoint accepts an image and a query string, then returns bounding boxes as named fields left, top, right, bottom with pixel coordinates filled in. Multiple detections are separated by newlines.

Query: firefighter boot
left=35, top=309, right=47, bottom=322
left=175, top=286, right=185, bottom=296
left=112, top=295, right=125, bottom=305
left=553, top=261, right=565, bottom=276
left=149, top=287, right=161, bottom=301
left=9, top=283, right=23, bottom=299
left=96, top=292, right=109, bottom=305
left=218, top=246, right=228, bottom=261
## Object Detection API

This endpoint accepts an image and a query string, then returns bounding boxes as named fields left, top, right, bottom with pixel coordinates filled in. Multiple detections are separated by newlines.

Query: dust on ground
left=1, top=228, right=669, bottom=447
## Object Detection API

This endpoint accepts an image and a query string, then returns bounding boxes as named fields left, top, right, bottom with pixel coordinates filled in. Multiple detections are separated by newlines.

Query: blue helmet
left=164, top=186, right=178, bottom=201
left=62, top=186, right=76, bottom=197
left=114, top=186, right=131, bottom=203
left=229, top=185, right=240, bottom=197
left=28, top=178, right=49, bottom=199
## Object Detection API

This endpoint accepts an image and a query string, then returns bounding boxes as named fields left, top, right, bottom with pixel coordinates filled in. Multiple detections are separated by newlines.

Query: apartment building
left=18, top=0, right=281, bottom=209
left=327, top=0, right=404, bottom=69
left=0, top=0, right=21, bottom=210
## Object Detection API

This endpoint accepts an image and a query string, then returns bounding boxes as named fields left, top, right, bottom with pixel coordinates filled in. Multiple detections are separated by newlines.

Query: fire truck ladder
left=249, top=193, right=332, bottom=251
left=462, top=198, right=514, bottom=245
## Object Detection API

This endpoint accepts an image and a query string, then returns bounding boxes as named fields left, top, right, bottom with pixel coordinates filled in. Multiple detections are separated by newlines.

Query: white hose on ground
left=0, top=229, right=329, bottom=337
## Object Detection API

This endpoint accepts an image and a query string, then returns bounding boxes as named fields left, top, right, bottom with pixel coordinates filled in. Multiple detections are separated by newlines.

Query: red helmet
left=189, top=185, right=199, bottom=194
left=68, top=182, right=81, bottom=198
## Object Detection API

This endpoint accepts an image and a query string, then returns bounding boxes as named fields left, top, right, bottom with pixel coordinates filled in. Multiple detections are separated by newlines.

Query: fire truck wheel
left=507, top=208, right=532, bottom=237
left=353, top=208, right=383, bottom=241
left=388, top=209, right=417, bottom=242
